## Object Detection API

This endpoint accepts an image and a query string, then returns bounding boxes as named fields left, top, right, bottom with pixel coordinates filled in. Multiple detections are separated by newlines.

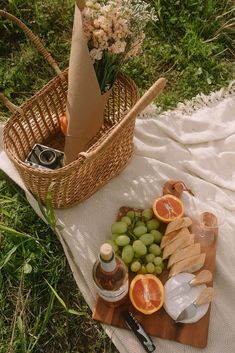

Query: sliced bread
left=161, top=227, right=191, bottom=249
left=162, top=233, right=195, bottom=260
left=169, top=253, right=206, bottom=277
left=165, top=216, right=192, bottom=235
left=167, top=243, right=201, bottom=269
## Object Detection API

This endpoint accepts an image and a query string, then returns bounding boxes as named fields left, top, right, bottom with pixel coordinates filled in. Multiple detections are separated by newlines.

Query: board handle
left=191, top=270, right=213, bottom=287
left=196, top=287, right=216, bottom=306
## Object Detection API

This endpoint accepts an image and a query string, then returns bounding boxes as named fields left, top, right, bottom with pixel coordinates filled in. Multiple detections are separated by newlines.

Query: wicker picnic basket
left=0, top=10, right=166, bottom=208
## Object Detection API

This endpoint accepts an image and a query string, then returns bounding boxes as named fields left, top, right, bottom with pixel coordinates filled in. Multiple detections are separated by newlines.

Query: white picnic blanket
left=1, top=82, right=235, bottom=353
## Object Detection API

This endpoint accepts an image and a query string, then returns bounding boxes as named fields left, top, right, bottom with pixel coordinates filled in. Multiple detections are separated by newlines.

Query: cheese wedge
left=165, top=217, right=192, bottom=235
left=162, top=233, right=195, bottom=260
left=161, top=227, right=191, bottom=249
left=167, top=243, right=201, bottom=269
left=169, top=253, right=206, bottom=278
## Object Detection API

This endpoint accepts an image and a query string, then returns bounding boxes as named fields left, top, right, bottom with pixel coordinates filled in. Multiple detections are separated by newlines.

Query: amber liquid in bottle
left=93, top=243, right=129, bottom=307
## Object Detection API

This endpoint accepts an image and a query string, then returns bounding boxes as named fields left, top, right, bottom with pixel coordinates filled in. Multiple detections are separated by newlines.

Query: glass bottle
left=92, top=243, right=129, bottom=306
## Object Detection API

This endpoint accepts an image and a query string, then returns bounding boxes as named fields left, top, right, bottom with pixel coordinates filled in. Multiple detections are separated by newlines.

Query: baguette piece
left=167, top=243, right=201, bottom=269
left=162, top=233, right=195, bottom=260
left=169, top=253, right=206, bottom=278
left=165, top=217, right=192, bottom=235
left=161, top=227, right=191, bottom=249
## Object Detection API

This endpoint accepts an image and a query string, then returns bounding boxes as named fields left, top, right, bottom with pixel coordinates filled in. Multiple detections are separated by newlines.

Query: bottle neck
left=99, top=253, right=116, bottom=272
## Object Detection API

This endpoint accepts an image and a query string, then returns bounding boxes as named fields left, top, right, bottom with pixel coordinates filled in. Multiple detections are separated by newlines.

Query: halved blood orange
left=152, top=194, right=184, bottom=223
left=129, top=274, right=164, bottom=315
left=59, top=114, right=68, bottom=135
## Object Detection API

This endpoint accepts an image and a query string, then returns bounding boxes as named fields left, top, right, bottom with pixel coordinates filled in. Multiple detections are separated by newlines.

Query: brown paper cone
left=64, top=4, right=111, bottom=165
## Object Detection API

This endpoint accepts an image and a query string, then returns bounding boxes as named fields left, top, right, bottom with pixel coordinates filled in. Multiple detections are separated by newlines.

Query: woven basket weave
left=0, top=10, right=166, bottom=208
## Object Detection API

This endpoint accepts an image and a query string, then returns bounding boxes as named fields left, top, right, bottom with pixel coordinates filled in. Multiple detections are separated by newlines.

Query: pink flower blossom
left=109, top=41, right=126, bottom=54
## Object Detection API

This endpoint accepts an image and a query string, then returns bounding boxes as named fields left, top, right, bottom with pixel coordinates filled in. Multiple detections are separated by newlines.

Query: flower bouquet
left=64, top=0, right=156, bottom=164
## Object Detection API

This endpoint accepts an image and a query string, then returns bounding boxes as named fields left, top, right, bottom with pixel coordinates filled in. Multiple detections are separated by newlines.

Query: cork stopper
left=100, top=243, right=113, bottom=261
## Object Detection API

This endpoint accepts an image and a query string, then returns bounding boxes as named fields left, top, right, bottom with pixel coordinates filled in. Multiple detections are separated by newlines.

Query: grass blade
left=45, top=279, right=67, bottom=311
left=0, top=224, right=31, bottom=238
left=0, top=244, right=18, bottom=270
left=17, top=316, right=26, bottom=353
left=45, top=182, right=57, bottom=230
left=67, top=308, right=87, bottom=316
left=0, top=225, right=40, bottom=244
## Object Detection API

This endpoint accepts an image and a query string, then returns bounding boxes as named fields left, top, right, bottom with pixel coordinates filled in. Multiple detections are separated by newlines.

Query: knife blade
left=175, top=287, right=216, bottom=322
left=167, top=270, right=212, bottom=299
left=122, top=310, right=156, bottom=353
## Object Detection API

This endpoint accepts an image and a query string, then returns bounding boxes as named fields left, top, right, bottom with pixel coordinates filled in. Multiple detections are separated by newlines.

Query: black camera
left=25, top=144, right=64, bottom=170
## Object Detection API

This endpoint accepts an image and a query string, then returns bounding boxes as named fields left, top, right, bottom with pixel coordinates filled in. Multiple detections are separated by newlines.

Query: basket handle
left=81, top=77, right=167, bottom=160
left=0, top=10, right=63, bottom=113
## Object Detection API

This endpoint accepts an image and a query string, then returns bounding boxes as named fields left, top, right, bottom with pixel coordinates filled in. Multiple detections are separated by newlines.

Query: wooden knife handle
left=191, top=270, right=213, bottom=287
left=196, top=287, right=216, bottom=306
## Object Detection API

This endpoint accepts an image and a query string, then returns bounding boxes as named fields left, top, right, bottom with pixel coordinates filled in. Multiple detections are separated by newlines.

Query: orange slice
left=59, top=114, right=68, bottom=135
left=153, top=194, right=184, bottom=223
left=129, top=274, right=164, bottom=315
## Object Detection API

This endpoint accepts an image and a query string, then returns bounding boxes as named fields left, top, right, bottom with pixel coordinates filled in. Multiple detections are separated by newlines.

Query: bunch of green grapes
left=107, top=208, right=165, bottom=276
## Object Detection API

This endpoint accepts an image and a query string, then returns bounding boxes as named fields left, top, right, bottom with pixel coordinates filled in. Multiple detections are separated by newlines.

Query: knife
left=175, top=287, right=216, bottom=322
left=167, top=270, right=212, bottom=299
left=122, top=310, right=156, bottom=353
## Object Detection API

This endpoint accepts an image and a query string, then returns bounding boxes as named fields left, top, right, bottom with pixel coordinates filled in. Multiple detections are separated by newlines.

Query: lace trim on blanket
left=139, top=80, right=235, bottom=119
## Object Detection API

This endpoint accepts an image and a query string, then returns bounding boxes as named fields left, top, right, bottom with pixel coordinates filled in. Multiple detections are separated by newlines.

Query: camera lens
left=39, top=149, right=57, bottom=166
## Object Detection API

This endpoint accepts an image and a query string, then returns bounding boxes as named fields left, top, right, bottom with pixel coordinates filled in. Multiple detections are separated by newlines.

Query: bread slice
left=162, top=233, right=195, bottom=260
left=167, top=243, right=201, bottom=269
left=169, top=253, right=206, bottom=277
left=161, top=227, right=191, bottom=249
left=165, top=217, right=192, bottom=235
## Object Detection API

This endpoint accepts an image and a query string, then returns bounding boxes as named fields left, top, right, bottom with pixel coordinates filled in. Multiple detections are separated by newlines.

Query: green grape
left=145, top=253, right=155, bottom=263
left=160, top=261, right=165, bottom=270
left=155, top=265, right=163, bottom=275
left=146, top=218, right=160, bottom=231
left=139, top=233, right=154, bottom=246
left=115, top=235, right=130, bottom=246
left=133, top=240, right=147, bottom=256
left=134, top=210, right=142, bottom=218
left=133, top=253, right=142, bottom=259
left=150, top=230, right=163, bottom=244
left=121, top=216, right=132, bottom=226
left=126, top=210, right=135, bottom=220
left=130, top=260, right=142, bottom=272
left=122, top=245, right=134, bottom=264
left=138, top=264, right=147, bottom=274
left=133, top=225, right=147, bottom=237
left=149, top=243, right=162, bottom=256
left=111, top=233, right=119, bottom=241
left=111, top=221, right=128, bottom=234
left=153, top=256, right=163, bottom=266
left=142, top=208, right=154, bottom=221
left=135, top=220, right=145, bottom=227
left=146, top=262, right=155, bottom=274
left=106, top=240, right=119, bottom=253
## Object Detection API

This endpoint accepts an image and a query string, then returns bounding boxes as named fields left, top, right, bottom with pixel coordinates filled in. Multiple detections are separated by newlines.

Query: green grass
left=0, top=171, right=118, bottom=353
left=0, top=0, right=234, bottom=352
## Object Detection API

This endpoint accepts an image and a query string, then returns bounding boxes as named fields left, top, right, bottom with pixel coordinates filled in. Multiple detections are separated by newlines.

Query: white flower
left=92, top=29, right=109, bottom=49
left=109, top=41, right=126, bottom=54
left=113, top=18, right=130, bottom=38
left=90, top=48, right=103, bottom=61
left=81, top=0, right=155, bottom=92
left=85, top=0, right=100, bottom=10
left=93, top=16, right=112, bottom=34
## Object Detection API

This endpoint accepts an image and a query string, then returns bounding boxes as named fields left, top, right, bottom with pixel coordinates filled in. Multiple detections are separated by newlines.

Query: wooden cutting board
left=92, top=207, right=218, bottom=348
